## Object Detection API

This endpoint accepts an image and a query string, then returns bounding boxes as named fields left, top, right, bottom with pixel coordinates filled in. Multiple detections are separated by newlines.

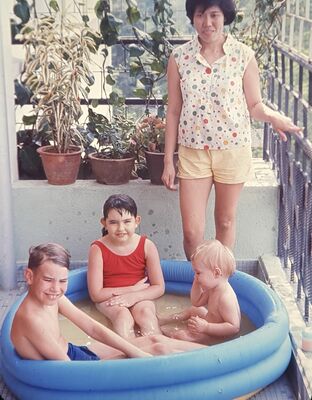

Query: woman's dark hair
left=28, top=243, right=70, bottom=270
left=102, top=194, right=137, bottom=236
left=185, top=0, right=236, bottom=25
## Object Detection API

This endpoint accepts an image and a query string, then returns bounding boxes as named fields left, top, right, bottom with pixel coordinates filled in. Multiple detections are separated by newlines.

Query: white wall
left=12, top=160, right=278, bottom=265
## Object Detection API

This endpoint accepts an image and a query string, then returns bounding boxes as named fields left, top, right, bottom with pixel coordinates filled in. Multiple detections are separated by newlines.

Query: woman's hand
left=270, top=113, right=303, bottom=142
left=161, top=160, right=177, bottom=190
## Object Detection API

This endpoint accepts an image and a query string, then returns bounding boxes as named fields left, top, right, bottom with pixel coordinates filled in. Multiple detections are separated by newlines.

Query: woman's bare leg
left=179, top=177, right=213, bottom=260
left=214, top=182, right=244, bottom=248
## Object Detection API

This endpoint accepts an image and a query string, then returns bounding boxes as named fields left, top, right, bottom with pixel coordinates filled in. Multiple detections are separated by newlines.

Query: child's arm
left=59, top=296, right=151, bottom=358
left=190, top=275, right=209, bottom=306
left=188, top=293, right=240, bottom=337
left=87, top=244, right=149, bottom=303
left=105, top=239, right=165, bottom=308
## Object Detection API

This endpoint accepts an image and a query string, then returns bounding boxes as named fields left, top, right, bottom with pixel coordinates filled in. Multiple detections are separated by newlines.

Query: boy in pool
left=159, top=240, right=241, bottom=345
left=11, top=243, right=204, bottom=361
left=88, top=194, right=165, bottom=338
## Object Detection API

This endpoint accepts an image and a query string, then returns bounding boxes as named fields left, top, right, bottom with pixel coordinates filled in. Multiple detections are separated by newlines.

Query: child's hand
left=187, top=316, right=209, bottom=334
left=105, top=293, right=137, bottom=308
left=133, top=277, right=150, bottom=291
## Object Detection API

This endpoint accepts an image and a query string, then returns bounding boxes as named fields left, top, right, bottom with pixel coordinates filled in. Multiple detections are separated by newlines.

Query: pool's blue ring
left=0, top=260, right=291, bottom=400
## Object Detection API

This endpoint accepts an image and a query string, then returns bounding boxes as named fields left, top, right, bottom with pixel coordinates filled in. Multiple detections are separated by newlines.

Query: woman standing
left=162, top=0, right=302, bottom=260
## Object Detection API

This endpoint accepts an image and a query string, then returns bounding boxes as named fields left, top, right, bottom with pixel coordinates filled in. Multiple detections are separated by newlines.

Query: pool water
left=59, top=293, right=256, bottom=346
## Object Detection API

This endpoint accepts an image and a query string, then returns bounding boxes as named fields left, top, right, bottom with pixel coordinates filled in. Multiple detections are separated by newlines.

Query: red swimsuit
left=91, top=236, right=147, bottom=287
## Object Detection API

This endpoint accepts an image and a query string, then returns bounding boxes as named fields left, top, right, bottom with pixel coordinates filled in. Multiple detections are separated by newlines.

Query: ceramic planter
left=145, top=151, right=178, bottom=185
left=37, top=145, right=82, bottom=185
left=88, top=153, right=135, bottom=185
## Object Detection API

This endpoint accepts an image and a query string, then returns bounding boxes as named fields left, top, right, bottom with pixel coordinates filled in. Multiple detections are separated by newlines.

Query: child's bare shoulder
left=143, top=236, right=157, bottom=250
left=219, top=285, right=238, bottom=306
left=12, top=300, right=44, bottom=344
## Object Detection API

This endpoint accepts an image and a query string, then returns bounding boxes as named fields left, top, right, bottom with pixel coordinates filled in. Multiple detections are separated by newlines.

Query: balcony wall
left=12, top=159, right=278, bottom=264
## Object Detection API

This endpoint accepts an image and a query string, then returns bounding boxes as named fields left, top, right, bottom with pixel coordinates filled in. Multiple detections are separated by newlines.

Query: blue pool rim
left=0, top=260, right=291, bottom=400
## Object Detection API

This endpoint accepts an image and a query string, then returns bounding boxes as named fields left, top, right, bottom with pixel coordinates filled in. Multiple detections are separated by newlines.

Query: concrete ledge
left=259, top=254, right=312, bottom=400
left=12, top=159, right=278, bottom=263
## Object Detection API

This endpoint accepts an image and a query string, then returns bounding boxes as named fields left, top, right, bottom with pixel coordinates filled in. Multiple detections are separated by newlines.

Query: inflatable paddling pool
left=0, top=260, right=291, bottom=400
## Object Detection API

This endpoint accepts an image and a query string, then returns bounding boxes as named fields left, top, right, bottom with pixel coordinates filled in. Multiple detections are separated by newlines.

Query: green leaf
left=91, top=99, right=99, bottom=108
left=126, top=0, right=138, bottom=7
left=128, top=44, right=145, bottom=57
left=109, top=91, right=125, bottom=106
left=86, top=73, right=95, bottom=86
left=94, top=0, right=110, bottom=18
left=150, top=60, right=165, bottom=73
left=101, top=47, right=109, bottom=57
left=126, top=6, right=140, bottom=24
left=129, top=61, right=141, bottom=77
left=106, top=13, right=123, bottom=32
left=170, top=26, right=178, bottom=36
left=49, top=0, right=60, bottom=12
left=162, top=93, right=168, bottom=104
left=157, top=105, right=166, bottom=119
left=139, top=77, right=154, bottom=87
left=106, top=74, right=116, bottom=85
left=150, top=30, right=165, bottom=42
left=14, top=79, right=32, bottom=106
left=133, top=88, right=148, bottom=99
left=22, top=114, right=38, bottom=126
left=82, top=15, right=90, bottom=25
left=13, top=2, right=30, bottom=24
left=235, top=10, right=244, bottom=24
left=101, top=29, right=118, bottom=46
left=100, top=14, right=123, bottom=45
left=107, top=66, right=115, bottom=74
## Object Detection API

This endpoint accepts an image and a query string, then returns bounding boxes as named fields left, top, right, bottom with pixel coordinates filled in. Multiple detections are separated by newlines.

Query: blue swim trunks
left=67, top=343, right=100, bottom=361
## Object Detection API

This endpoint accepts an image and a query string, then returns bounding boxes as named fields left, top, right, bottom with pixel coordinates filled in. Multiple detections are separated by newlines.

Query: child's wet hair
left=28, top=243, right=71, bottom=270
left=102, top=194, right=138, bottom=236
left=191, top=239, right=236, bottom=276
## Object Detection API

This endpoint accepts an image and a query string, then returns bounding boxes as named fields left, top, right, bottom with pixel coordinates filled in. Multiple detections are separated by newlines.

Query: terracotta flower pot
left=89, top=153, right=135, bottom=185
left=37, top=145, right=82, bottom=185
left=145, top=151, right=178, bottom=185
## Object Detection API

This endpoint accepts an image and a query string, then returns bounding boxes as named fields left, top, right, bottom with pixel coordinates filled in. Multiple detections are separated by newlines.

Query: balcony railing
left=263, top=40, right=312, bottom=322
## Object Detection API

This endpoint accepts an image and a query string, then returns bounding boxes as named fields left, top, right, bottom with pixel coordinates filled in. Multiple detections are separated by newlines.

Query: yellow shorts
left=177, top=145, right=253, bottom=184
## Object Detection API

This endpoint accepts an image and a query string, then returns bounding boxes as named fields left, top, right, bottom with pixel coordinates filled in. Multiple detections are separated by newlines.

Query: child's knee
left=133, top=302, right=156, bottom=321
left=114, top=307, right=134, bottom=323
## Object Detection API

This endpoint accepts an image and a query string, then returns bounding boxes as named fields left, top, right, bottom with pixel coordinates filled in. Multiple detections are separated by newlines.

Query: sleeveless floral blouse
left=172, top=34, right=254, bottom=150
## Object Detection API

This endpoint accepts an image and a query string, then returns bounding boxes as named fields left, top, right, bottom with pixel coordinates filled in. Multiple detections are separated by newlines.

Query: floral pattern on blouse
left=173, top=34, right=254, bottom=150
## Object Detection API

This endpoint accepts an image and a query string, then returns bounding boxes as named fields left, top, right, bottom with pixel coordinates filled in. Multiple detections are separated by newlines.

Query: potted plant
left=86, top=107, right=137, bottom=184
left=16, top=9, right=99, bottom=184
left=94, top=0, right=177, bottom=184
left=134, top=114, right=178, bottom=185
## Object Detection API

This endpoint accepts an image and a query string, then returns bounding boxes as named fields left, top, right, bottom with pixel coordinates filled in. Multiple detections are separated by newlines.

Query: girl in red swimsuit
left=87, top=194, right=165, bottom=339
